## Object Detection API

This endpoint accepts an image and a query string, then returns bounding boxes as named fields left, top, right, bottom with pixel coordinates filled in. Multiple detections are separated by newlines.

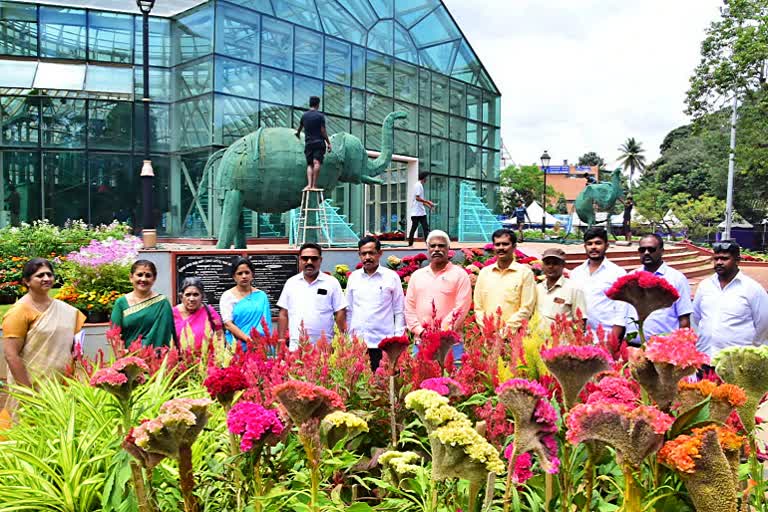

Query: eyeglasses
left=713, top=241, right=739, bottom=252
left=637, top=246, right=658, bottom=254
left=300, top=255, right=320, bottom=262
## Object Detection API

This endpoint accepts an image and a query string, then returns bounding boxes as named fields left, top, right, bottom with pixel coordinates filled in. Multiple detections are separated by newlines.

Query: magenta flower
left=496, top=379, right=560, bottom=474
left=567, top=402, right=674, bottom=468
left=273, top=380, right=345, bottom=425
left=503, top=447, right=534, bottom=484
left=227, top=401, right=285, bottom=452
left=420, top=377, right=466, bottom=397
left=605, top=271, right=679, bottom=325
left=541, top=345, right=612, bottom=409
left=585, top=376, right=641, bottom=407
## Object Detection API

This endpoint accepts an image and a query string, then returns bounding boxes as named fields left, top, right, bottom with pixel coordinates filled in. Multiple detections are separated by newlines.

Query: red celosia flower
left=90, top=356, right=150, bottom=401
left=227, top=401, right=285, bottom=452
left=419, top=330, right=461, bottom=367
left=645, top=329, right=710, bottom=369
left=273, top=380, right=345, bottom=425
left=605, top=271, right=680, bottom=324
left=378, top=335, right=410, bottom=366
left=204, top=365, right=249, bottom=405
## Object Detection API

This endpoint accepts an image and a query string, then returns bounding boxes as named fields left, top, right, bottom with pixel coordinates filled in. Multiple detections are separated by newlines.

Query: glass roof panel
left=367, top=20, right=393, bottom=54
left=395, top=0, right=437, bottom=28
left=419, top=40, right=457, bottom=74
left=240, top=0, right=274, bottom=15
left=12, top=0, right=209, bottom=17
left=336, top=0, right=378, bottom=29
left=393, top=23, right=418, bottom=64
left=316, top=0, right=366, bottom=44
left=85, top=64, right=133, bottom=94
left=0, top=59, right=37, bottom=88
left=369, top=0, right=393, bottom=18
left=409, top=5, right=459, bottom=48
left=272, top=0, right=323, bottom=31
left=34, top=61, right=86, bottom=90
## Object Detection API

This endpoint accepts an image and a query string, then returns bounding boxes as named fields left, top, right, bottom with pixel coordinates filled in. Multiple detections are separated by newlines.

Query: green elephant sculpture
left=208, top=111, right=407, bottom=249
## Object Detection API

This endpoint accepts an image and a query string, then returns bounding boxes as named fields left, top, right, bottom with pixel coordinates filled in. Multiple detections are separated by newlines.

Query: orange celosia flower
left=658, top=434, right=702, bottom=473
left=678, top=380, right=717, bottom=396
left=691, top=424, right=744, bottom=452
left=711, top=384, right=747, bottom=408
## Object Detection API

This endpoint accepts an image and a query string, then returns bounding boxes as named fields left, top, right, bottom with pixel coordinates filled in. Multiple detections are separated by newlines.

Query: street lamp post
left=540, top=150, right=551, bottom=234
left=137, top=0, right=156, bottom=248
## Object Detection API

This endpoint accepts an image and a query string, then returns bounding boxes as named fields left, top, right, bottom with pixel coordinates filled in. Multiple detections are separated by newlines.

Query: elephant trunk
left=366, top=111, right=407, bottom=177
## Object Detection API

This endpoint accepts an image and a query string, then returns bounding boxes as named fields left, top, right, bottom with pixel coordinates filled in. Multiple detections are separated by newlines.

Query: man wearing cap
left=536, top=248, right=587, bottom=329
left=693, top=240, right=768, bottom=358
left=474, top=228, right=536, bottom=336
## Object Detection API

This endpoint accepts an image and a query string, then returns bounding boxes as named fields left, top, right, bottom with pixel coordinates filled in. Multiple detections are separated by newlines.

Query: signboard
left=174, top=253, right=298, bottom=316
left=543, top=165, right=570, bottom=174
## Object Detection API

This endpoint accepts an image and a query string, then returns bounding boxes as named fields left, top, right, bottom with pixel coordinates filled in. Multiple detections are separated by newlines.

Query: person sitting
left=110, top=260, right=177, bottom=348
left=220, top=257, right=272, bottom=349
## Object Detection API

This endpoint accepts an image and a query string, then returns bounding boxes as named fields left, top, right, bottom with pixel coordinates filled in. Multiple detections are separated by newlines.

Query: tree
left=577, top=152, right=606, bottom=169
left=672, top=193, right=725, bottom=242
left=499, top=164, right=556, bottom=210
left=555, top=194, right=568, bottom=214
left=617, top=137, right=646, bottom=187
left=632, top=182, right=675, bottom=235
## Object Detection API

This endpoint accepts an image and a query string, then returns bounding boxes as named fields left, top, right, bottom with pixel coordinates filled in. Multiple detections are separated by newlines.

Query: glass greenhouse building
left=0, top=0, right=501, bottom=239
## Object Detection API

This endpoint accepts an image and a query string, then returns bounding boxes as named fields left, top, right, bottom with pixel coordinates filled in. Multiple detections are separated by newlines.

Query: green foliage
left=0, top=220, right=132, bottom=260
left=577, top=152, right=606, bottom=169
left=616, top=138, right=647, bottom=186
left=632, top=183, right=674, bottom=233
left=499, top=165, right=557, bottom=210
left=57, top=262, right=133, bottom=296
left=672, top=194, right=725, bottom=241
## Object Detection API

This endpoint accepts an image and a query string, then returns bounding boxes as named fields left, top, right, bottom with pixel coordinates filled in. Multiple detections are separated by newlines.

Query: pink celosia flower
left=203, top=365, right=249, bottom=405
left=420, top=377, right=466, bottom=397
left=112, top=356, right=150, bottom=374
left=90, top=356, right=150, bottom=401
left=605, top=272, right=680, bottom=325
left=273, top=380, right=345, bottom=425
left=132, top=398, right=212, bottom=457
left=496, top=378, right=548, bottom=398
left=645, top=329, right=710, bottom=369
left=567, top=402, right=674, bottom=468
left=90, top=367, right=128, bottom=387
left=227, top=401, right=285, bottom=452
left=586, top=376, right=641, bottom=406
left=541, top=345, right=612, bottom=409
left=503, top=446, right=534, bottom=484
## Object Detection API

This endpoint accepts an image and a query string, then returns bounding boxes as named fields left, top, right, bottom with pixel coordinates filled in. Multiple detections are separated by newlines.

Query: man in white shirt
left=693, top=240, right=768, bottom=358
left=346, top=235, right=405, bottom=370
left=277, top=242, right=347, bottom=349
left=407, top=172, right=434, bottom=247
left=627, top=234, right=692, bottom=342
left=570, top=227, right=627, bottom=341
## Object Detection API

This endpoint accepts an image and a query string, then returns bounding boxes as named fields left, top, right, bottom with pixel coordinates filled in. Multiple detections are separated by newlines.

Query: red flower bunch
left=273, top=380, right=345, bottom=425
left=541, top=345, right=612, bottom=364
left=419, top=330, right=461, bottom=366
left=645, top=328, right=710, bottom=370
left=474, top=401, right=516, bottom=448
left=203, top=365, right=249, bottom=405
left=606, top=272, right=680, bottom=300
left=605, top=272, right=680, bottom=325
left=378, top=334, right=410, bottom=365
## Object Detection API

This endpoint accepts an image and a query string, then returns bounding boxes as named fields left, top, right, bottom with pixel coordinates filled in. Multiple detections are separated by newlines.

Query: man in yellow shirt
left=536, top=248, right=587, bottom=329
left=474, top=229, right=536, bottom=336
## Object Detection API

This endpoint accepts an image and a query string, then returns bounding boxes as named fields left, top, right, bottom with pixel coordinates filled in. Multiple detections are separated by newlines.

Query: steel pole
left=140, top=9, right=155, bottom=247
left=541, top=166, right=547, bottom=233
left=724, top=94, right=737, bottom=240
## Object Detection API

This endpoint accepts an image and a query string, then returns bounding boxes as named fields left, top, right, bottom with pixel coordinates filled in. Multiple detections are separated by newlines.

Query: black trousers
left=368, top=348, right=383, bottom=371
left=408, top=215, right=429, bottom=245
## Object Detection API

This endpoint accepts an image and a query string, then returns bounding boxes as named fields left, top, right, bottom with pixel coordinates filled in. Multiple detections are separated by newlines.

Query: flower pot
left=85, top=310, right=109, bottom=324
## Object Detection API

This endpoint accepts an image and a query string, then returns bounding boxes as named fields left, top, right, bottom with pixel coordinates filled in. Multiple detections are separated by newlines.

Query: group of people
left=3, top=227, right=768, bottom=395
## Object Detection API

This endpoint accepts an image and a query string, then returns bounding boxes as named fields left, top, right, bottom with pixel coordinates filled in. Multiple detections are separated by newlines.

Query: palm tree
left=617, top=137, right=646, bottom=188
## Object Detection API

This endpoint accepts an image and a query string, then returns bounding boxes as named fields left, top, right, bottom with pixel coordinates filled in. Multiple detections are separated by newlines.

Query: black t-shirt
left=301, top=110, right=326, bottom=146
left=623, top=203, right=633, bottom=220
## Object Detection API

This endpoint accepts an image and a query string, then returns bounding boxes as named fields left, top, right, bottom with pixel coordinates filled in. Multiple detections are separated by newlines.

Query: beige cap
left=541, top=248, right=566, bottom=262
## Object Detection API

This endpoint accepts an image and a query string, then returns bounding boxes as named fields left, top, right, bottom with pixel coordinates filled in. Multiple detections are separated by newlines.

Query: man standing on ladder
left=295, top=96, right=331, bottom=191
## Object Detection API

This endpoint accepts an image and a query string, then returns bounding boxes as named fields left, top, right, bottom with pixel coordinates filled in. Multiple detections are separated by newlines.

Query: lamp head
left=136, top=0, right=155, bottom=14
left=140, top=160, right=155, bottom=177
left=540, top=150, right=551, bottom=168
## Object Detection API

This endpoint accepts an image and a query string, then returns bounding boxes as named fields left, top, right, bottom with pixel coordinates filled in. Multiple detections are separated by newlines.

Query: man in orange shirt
left=405, top=230, right=472, bottom=339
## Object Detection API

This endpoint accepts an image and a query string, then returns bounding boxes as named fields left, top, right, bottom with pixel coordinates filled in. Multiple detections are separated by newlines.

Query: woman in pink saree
left=173, top=277, right=225, bottom=356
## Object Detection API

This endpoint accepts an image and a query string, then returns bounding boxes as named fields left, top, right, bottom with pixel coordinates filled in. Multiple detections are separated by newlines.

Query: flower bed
left=3, top=281, right=766, bottom=512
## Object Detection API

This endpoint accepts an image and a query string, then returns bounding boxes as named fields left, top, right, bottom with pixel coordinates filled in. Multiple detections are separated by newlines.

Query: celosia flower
left=123, top=422, right=167, bottom=469
left=631, top=334, right=705, bottom=411
left=645, top=329, right=709, bottom=369
left=659, top=427, right=742, bottom=512
left=429, top=419, right=505, bottom=483
left=378, top=335, right=410, bottom=365
left=585, top=376, right=640, bottom=406
left=203, top=365, right=249, bottom=405
left=541, top=345, right=612, bottom=409
left=496, top=379, right=560, bottom=473
left=273, top=380, right=344, bottom=425
left=132, top=398, right=212, bottom=458
left=714, top=345, right=768, bottom=432
left=90, top=356, right=149, bottom=401
left=419, top=330, right=461, bottom=367
left=420, top=377, right=466, bottom=397
left=405, top=389, right=468, bottom=430
left=605, top=271, right=679, bottom=324
left=567, top=402, right=673, bottom=468
left=227, top=401, right=284, bottom=452
left=677, top=380, right=747, bottom=422
left=503, top=446, right=534, bottom=484
left=320, top=411, right=369, bottom=447
left=386, top=255, right=401, bottom=268
left=380, top=450, right=421, bottom=477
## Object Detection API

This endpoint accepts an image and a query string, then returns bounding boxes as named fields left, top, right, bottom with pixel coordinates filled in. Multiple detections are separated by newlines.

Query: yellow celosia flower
left=430, top=420, right=505, bottom=474
left=380, top=451, right=421, bottom=475
left=322, top=411, right=369, bottom=432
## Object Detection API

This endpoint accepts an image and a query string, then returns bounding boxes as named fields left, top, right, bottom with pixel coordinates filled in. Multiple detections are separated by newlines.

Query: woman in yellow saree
left=110, top=260, right=177, bottom=348
left=2, top=258, right=85, bottom=413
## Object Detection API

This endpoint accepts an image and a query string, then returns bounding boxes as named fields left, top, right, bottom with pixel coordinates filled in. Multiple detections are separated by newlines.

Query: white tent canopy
left=718, top=211, right=753, bottom=229
left=502, top=200, right=559, bottom=227
left=663, top=209, right=683, bottom=227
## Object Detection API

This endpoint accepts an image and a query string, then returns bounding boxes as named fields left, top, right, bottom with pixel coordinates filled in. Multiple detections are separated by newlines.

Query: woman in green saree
left=111, top=260, right=177, bottom=348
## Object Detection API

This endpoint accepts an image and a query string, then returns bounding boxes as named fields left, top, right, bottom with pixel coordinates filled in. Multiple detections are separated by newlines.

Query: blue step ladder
left=458, top=181, right=502, bottom=242
left=289, top=195, right=359, bottom=247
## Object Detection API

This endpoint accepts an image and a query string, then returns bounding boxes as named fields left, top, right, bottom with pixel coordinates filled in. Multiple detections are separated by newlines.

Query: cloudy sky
left=443, top=0, right=723, bottom=167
